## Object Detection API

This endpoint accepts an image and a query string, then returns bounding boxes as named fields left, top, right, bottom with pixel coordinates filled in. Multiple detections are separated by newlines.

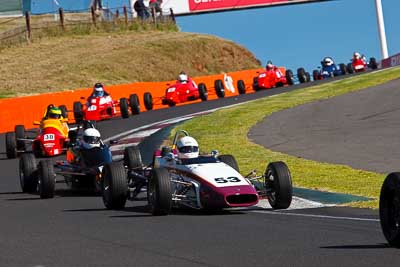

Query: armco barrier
left=381, top=53, right=400, bottom=68
left=0, top=68, right=264, bottom=133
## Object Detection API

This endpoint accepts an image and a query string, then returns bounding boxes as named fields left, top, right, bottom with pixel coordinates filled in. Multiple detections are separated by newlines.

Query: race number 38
left=44, top=134, right=55, bottom=141
left=214, top=177, right=241, bottom=183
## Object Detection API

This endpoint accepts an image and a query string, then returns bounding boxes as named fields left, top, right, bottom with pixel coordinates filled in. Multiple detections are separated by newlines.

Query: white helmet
left=93, top=83, right=104, bottom=97
left=178, top=74, right=188, bottom=84
left=322, top=57, right=334, bottom=66
left=82, top=128, right=101, bottom=149
left=176, top=136, right=199, bottom=159
left=353, top=52, right=361, bottom=59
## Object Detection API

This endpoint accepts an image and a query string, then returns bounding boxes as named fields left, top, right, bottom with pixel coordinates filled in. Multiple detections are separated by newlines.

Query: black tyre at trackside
left=148, top=168, right=171, bottom=216
left=214, top=79, right=225, bottom=98
left=346, top=63, right=354, bottom=74
left=286, top=69, right=295, bottom=85
left=129, top=94, right=140, bottom=115
left=102, top=162, right=128, bottom=210
left=73, top=101, right=83, bottom=123
left=265, top=161, right=292, bottom=209
left=38, top=159, right=55, bottom=199
left=6, top=132, right=17, bottom=159
left=59, top=105, right=68, bottom=119
left=253, top=77, right=260, bottom=91
left=296, top=68, right=307, bottom=84
left=15, top=125, right=26, bottom=151
left=218, top=154, right=239, bottom=173
left=198, top=83, right=208, bottom=101
left=380, top=172, right=400, bottom=247
left=237, top=80, right=246, bottom=94
left=369, top=57, right=378, bottom=70
left=124, top=146, right=143, bottom=170
left=19, top=153, right=37, bottom=193
left=305, top=72, right=311, bottom=82
left=339, top=63, right=347, bottom=75
left=119, top=97, right=130, bottom=119
left=144, top=92, right=153, bottom=110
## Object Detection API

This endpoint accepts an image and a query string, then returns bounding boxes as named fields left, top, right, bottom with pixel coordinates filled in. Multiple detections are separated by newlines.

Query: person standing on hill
left=149, top=0, right=163, bottom=15
left=134, top=0, right=150, bottom=19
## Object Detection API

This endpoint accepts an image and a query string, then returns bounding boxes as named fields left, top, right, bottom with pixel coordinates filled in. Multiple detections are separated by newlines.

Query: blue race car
left=313, top=57, right=347, bottom=81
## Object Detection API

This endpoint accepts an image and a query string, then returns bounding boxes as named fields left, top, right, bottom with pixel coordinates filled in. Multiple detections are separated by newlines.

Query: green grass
left=169, top=68, right=400, bottom=209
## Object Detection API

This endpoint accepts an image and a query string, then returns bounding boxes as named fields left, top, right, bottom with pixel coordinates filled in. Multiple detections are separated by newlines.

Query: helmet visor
left=178, top=146, right=198, bottom=153
left=49, top=113, right=60, bottom=119
left=83, top=135, right=101, bottom=144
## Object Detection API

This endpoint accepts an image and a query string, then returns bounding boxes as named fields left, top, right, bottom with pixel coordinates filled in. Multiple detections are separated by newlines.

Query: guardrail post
left=59, top=8, right=65, bottom=31
left=25, top=11, right=31, bottom=42
left=91, top=6, right=97, bottom=26
left=151, top=7, right=156, bottom=27
left=169, top=8, right=176, bottom=24
left=123, top=6, right=128, bottom=26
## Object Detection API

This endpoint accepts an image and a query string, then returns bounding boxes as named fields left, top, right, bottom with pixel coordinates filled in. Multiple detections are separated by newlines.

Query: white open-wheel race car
left=101, top=130, right=293, bottom=215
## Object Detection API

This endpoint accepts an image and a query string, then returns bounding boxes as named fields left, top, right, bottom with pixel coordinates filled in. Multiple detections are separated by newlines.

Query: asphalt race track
left=0, top=76, right=398, bottom=267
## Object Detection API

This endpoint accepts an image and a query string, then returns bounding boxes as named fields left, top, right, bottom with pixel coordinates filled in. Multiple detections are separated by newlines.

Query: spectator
left=134, top=0, right=150, bottom=19
left=149, top=0, right=163, bottom=16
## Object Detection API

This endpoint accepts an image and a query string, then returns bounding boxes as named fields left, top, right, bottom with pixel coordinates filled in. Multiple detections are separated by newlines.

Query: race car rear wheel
left=380, top=172, right=400, bottom=247
left=38, top=159, right=55, bottom=199
left=296, top=68, right=306, bottom=84
left=19, top=153, right=37, bottom=193
left=198, top=83, right=208, bottom=101
left=59, top=105, right=68, bottom=119
left=237, top=80, right=246, bottom=94
left=102, top=162, right=128, bottom=210
left=214, top=79, right=225, bottom=98
left=129, top=94, right=140, bottom=115
left=15, top=125, right=26, bottom=151
left=265, top=161, right=292, bottom=209
left=124, top=146, right=143, bottom=170
left=286, top=70, right=294, bottom=85
left=346, top=63, right=354, bottom=74
left=253, top=77, right=260, bottom=91
left=5, top=132, right=17, bottom=159
left=369, top=57, right=378, bottom=70
left=120, top=97, right=130, bottom=119
left=144, top=92, right=153, bottom=110
left=73, top=101, right=83, bottom=123
left=339, top=63, right=347, bottom=75
left=312, top=70, right=319, bottom=81
left=218, top=154, right=239, bottom=173
left=148, top=168, right=171, bottom=216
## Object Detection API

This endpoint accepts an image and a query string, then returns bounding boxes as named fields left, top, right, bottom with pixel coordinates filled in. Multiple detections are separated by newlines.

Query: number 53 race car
left=100, top=130, right=293, bottom=215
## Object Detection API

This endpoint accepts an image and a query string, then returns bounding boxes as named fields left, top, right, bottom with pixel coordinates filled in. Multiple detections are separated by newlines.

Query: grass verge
left=169, top=68, right=400, bottom=209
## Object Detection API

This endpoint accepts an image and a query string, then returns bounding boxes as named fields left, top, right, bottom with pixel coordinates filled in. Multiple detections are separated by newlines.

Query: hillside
left=0, top=30, right=261, bottom=98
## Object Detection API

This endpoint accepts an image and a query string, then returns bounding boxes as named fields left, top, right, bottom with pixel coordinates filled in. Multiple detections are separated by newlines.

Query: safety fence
left=0, top=5, right=176, bottom=49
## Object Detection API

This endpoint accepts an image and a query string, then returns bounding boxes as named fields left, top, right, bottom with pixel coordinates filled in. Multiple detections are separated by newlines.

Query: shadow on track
left=321, top=244, right=389, bottom=249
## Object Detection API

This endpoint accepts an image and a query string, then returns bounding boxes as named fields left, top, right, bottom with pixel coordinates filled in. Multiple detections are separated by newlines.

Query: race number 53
left=214, top=177, right=241, bottom=183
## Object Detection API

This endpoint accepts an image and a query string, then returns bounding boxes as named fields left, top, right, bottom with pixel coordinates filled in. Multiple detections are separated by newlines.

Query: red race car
left=161, top=76, right=208, bottom=107
left=346, top=52, right=378, bottom=73
left=5, top=106, right=70, bottom=159
left=73, top=83, right=140, bottom=123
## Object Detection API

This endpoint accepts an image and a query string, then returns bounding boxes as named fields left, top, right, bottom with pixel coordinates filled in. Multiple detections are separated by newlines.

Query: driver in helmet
left=265, top=60, right=277, bottom=71
left=353, top=52, right=361, bottom=60
left=81, top=128, right=102, bottom=150
left=321, top=57, right=334, bottom=67
left=87, top=83, right=111, bottom=106
left=177, top=71, right=189, bottom=84
left=47, top=107, right=62, bottom=119
left=176, top=136, right=199, bottom=159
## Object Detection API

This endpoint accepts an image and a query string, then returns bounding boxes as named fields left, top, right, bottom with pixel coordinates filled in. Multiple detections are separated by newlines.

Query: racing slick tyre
left=339, top=63, right=347, bottom=75
left=237, top=80, right=246, bottom=94
left=312, top=70, right=319, bottom=81
left=59, top=105, right=68, bottom=119
left=253, top=77, right=260, bottom=91
left=102, top=162, right=128, bottom=210
left=346, top=63, right=354, bottom=74
left=286, top=70, right=294, bottom=85
left=198, top=83, right=208, bottom=101
left=265, top=161, right=292, bottom=209
left=214, top=79, right=225, bottom=98
left=144, top=92, right=153, bottom=110
left=5, top=132, right=17, bottom=159
left=73, top=101, right=83, bottom=123
left=38, top=159, right=55, bottom=199
left=120, top=97, right=130, bottom=119
left=148, top=168, right=171, bottom=216
left=124, top=146, right=143, bottom=170
left=380, top=172, right=400, bottom=247
left=15, top=125, right=26, bottom=151
left=297, top=68, right=307, bottom=84
left=129, top=94, right=140, bottom=115
left=369, top=57, right=378, bottom=70
left=19, top=153, right=37, bottom=193
left=218, top=154, right=239, bottom=173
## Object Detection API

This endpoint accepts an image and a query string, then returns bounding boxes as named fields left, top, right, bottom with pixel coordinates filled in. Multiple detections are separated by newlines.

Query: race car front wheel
left=38, top=159, right=55, bottom=199
left=380, top=172, right=400, bottom=247
left=5, top=132, right=17, bottom=159
left=148, top=168, right=171, bottom=216
left=265, top=161, right=292, bottom=209
left=124, top=146, right=143, bottom=170
left=102, top=162, right=128, bottom=210
left=19, top=153, right=37, bottom=193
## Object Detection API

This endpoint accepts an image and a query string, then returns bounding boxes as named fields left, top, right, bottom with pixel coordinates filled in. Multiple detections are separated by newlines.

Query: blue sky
left=176, top=0, right=400, bottom=74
